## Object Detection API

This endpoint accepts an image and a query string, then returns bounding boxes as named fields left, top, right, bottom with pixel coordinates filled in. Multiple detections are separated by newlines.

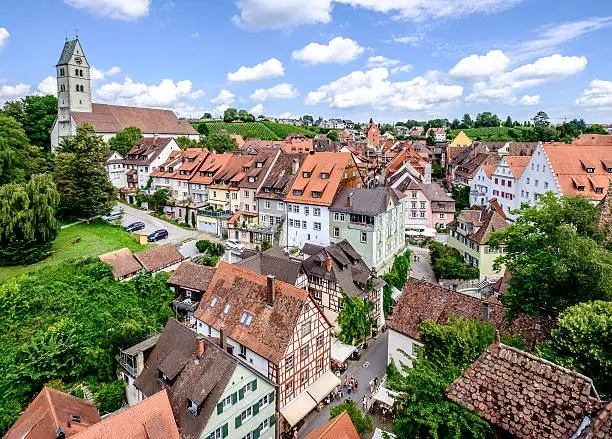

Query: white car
left=101, top=210, right=123, bottom=221
left=225, top=240, right=245, bottom=250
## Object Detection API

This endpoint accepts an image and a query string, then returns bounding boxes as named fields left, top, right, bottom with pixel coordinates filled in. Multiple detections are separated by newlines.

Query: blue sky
left=1, top=0, right=611, bottom=123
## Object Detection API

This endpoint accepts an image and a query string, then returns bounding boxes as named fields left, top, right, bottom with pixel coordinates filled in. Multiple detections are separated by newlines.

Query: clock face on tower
left=74, top=56, right=83, bottom=65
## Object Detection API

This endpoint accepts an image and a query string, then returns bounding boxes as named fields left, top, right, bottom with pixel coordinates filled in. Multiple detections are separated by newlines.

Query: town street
left=298, top=330, right=389, bottom=438
left=407, top=244, right=436, bottom=283
left=118, top=203, right=200, bottom=245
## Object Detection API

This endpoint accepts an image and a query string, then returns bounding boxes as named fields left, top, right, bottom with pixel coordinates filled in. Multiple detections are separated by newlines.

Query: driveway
left=298, top=330, right=389, bottom=438
left=407, top=245, right=436, bottom=283
left=118, top=204, right=199, bottom=245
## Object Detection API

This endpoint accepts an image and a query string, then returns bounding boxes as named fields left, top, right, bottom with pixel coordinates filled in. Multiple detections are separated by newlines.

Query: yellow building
left=449, top=130, right=473, bottom=148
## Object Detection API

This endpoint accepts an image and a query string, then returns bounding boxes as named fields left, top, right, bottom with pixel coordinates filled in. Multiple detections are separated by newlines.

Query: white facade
left=516, top=144, right=561, bottom=211
left=286, top=203, right=331, bottom=249
left=489, top=157, right=521, bottom=217
left=106, top=151, right=126, bottom=189
left=469, top=166, right=492, bottom=206
left=387, top=329, right=422, bottom=371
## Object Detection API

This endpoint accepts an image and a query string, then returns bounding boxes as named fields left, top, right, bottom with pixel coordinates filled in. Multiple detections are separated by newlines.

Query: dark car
left=147, top=229, right=168, bottom=242
left=124, top=221, right=145, bottom=233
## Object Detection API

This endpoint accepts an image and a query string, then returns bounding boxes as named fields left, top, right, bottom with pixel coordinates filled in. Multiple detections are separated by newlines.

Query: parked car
left=225, top=239, right=245, bottom=250
left=101, top=209, right=123, bottom=221
left=124, top=221, right=145, bottom=232
left=147, top=229, right=168, bottom=242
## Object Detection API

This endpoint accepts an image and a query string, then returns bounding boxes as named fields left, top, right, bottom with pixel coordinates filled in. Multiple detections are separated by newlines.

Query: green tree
left=330, top=401, right=374, bottom=434
left=1, top=100, right=27, bottom=127
left=488, top=193, right=612, bottom=317
left=22, top=95, right=57, bottom=149
left=475, top=112, right=500, bottom=128
left=428, top=241, right=479, bottom=280
left=303, top=114, right=314, bottom=123
left=338, top=295, right=374, bottom=345
left=503, top=116, right=513, bottom=128
left=460, top=113, right=474, bottom=129
left=326, top=130, right=339, bottom=142
left=196, top=122, right=209, bottom=135
left=426, top=129, right=437, bottom=146
left=260, top=238, right=272, bottom=251
left=0, top=114, right=41, bottom=184
left=533, top=111, right=549, bottom=127
left=390, top=317, right=494, bottom=439
left=0, top=173, right=60, bottom=265
left=201, top=133, right=238, bottom=154
left=202, top=113, right=212, bottom=119
left=432, top=163, right=444, bottom=179
left=94, top=381, right=126, bottom=413
left=53, top=124, right=116, bottom=220
left=108, top=126, right=143, bottom=156
left=584, top=124, right=608, bottom=135
left=175, top=136, right=199, bottom=149
left=451, top=185, right=470, bottom=210
left=223, top=107, right=238, bottom=122
left=537, top=301, right=612, bottom=399
left=450, top=118, right=460, bottom=130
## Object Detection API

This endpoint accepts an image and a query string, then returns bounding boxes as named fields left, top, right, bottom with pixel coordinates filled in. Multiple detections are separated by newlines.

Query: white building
left=50, top=37, right=198, bottom=151
left=120, top=137, right=181, bottom=189
left=104, top=151, right=126, bottom=189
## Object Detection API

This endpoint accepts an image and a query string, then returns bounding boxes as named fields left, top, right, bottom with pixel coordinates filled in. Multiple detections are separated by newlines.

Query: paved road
left=298, top=330, right=389, bottom=438
left=407, top=245, right=436, bottom=283
left=118, top=204, right=199, bottom=245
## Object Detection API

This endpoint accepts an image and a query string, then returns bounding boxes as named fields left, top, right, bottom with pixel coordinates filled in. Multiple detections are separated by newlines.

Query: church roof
left=57, top=39, right=79, bottom=65
left=71, top=104, right=198, bottom=136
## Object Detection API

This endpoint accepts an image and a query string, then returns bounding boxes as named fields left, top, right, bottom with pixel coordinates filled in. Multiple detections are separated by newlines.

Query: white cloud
left=250, top=83, right=298, bottom=101
left=517, top=17, right=612, bottom=59
left=292, top=37, right=364, bottom=64
left=192, top=32, right=200, bottom=38
left=96, top=77, right=204, bottom=107
left=210, top=89, right=235, bottom=114
left=276, top=112, right=292, bottom=119
left=232, top=0, right=332, bottom=29
left=227, top=58, right=284, bottom=83
left=37, top=76, right=57, bottom=96
left=250, top=103, right=264, bottom=116
left=449, top=50, right=510, bottom=80
left=305, top=67, right=463, bottom=111
left=90, top=66, right=121, bottom=81
left=391, top=34, right=422, bottom=45
left=64, top=0, right=150, bottom=20
left=0, top=83, right=31, bottom=104
left=518, top=94, right=540, bottom=105
left=391, top=64, right=413, bottom=74
left=0, top=28, right=9, bottom=49
left=366, top=56, right=400, bottom=68
left=466, top=54, right=587, bottom=103
left=575, top=80, right=612, bottom=109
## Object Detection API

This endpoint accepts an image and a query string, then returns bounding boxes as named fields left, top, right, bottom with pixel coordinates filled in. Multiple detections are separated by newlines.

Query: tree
left=533, top=111, right=549, bottom=127
left=260, top=238, right=272, bottom=251
left=338, top=295, right=375, bottom=345
left=451, top=185, right=470, bottom=210
left=303, top=114, right=314, bottom=123
left=450, top=118, right=460, bottom=130
left=326, top=130, right=339, bottom=142
left=426, top=129, right=437, bottom=146
left=428, top=241, right=479, bottom=280
left=201, top=133, right=238, bottom=154
left=390, top=317, right=494, bottom=439
left=196, top=122, right=209, bottom=135
left=223, top=108, right=238, bottom=122
left=369, top=117, right=373, bottom=124
left=537, top=301, right=612, bottom=399
left=53, top=124, right=116, bottom=220
left=2, top=95, right=57, bottom=150
left=175, top=136, right=199, bottom=149
left=487, top=193, right=612, bottom=317
left=108, top=126, right=143, bottom=156
left=0, top=115, right=42, bottom=184
left=584, top=124, right=608, bottom=135
left=201, top=113, right=212, bottom=119
left=330, top=401, right=374, bottom=434
left=0, top=174, right=60, bottom=265
left=503, top=116, right=513, bottom=127
left=460, top=113, right=474, bottom=129
left=475, top=112, right=500, bottom=128
left=432, top=163, right=444, bottom=180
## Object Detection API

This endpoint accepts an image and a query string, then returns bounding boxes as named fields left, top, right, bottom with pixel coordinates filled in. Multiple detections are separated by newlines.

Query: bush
left=381, top=249, right=411, bottom=316
left=330, top=400, right=374, bottom=434
left=260, top=238, right=272, bottom=252
left=428, top=241, right=479, bottom=280
left=94, top=381, right=125, bottom=413
left=195, top=239, right=224, bottom=256
left=0, top=240, right=54, bottom=266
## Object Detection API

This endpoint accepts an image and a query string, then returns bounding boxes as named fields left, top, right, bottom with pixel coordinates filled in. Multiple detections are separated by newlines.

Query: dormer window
left=160, top=167, right=165, bottom=172
left=274, top=188, right=281, bottom=194
left=303, top=172, right=311, bottom=178
left=321, top=172, right=329, bottom=179
left=264, top=187, right=271, bottom=193
left=312, top=191, right=322, bottom=198
left=577, top=185, right=585, bottom=191
left=581, top=160, right=595, bottom=173
left=240, top=312, right=254, bottom=327
left=293, top=190, right=303, bottom=196
left=595, top=187, right=603, bottom=194
left=187, top=399, right=199, bottom=416
left=248, top=176, right=255, bottom=183
left=256, top=162, right=263, bottom=168
left=244, top=167, right=249, bottom=172
left=208, top=172, right=214, bottom=177
left=168, top=167, right=174, bottom=172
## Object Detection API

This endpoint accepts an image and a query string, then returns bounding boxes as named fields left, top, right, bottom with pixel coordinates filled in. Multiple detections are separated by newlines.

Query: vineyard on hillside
left=192, top=121, right=317, bottom=140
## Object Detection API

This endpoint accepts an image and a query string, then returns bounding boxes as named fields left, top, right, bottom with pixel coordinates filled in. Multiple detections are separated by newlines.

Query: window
left=248, top=176, right=255, bottom=183
left=411, top=211, right=416, bottom=218
left=317, top=335, right=324, bottom=346
left=302, top=322, right=311, bottom=336
left=222, top=394, right=234, bottom=409
left=535, top=179, right=539, bottom=187
left=302, top=220, right=307, bottom=229
left=411, top=191, right=417, bottom=198
left=293, top=190, right=303, bottom=196
left=240, top=312, right=254, bottom=327
left=289, top=219, right=294, bottom=227
left=188, top=399, right=199, bottom=416
left=526, top=178, right=530, bottom=184
left=286, top=355, right=293, bottom=370
left=334, top=212, right=345, bottom=221
left=420, top=211, right=425, bottom=218
left=317, top=357, right=323, bottom=371
left=321, top=172, right=329, bottom=179
left=240, top=406, right=253, bottom=422
left=264, top=187, right=271, bottom=193
left=286, top=380, right=294, bottom=396
left=301, top=344, right=309, bottom=360
left=544, top=182, right=549, bottom=189
left=244, top=190, right=249, bottom=198
left=301, top=369, right=308, bottom=384
left=304, top=207, right=309, bottom=215
left=312, top=191, right=322, bottom=198
left=256, top=162, right=263, bottom=168
left=303, top=171, right=311, bottom=178
left=314, top=207, right=321, bottom=216
left=333, top=227, right=340, bottom=237
left=314, top=222, right=321, bottom=231
left=223, top=304, right=231, bottom=315
left=508, top=180, right=512, bottom=187
left=360, top=231, right=367, bottom=243
left=76, top=84, right=80, bottom=91
left=501, top=179, right=505, bottom=186
left=494, top=178, right=498, bottom=184
left=209, top=425, right=226, bottom=439
left=439, top=213, right=446, bottom=219
left=411, top=201, right=417, bottom=209
left=210, top=297, right=219, bottom=307
left=277, top=202, right=284, bottom=210
left=239, top=344, right=247, bottom=358
left=264, top=201, right=271, bottom=209
left=420, top=201, right=426, bottom=209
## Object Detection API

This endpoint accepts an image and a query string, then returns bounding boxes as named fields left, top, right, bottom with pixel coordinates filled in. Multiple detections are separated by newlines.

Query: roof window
left=293, top=189, right=303, bottom=196
left=303, top=171, right=311, bottom=178
left=240, top=312, right=254, bottom=327
left=210, top=297, right=219, bottom=307
left=223, top=303, right=231, bottom=315
left=312, top=191, right=322, bottom=198
left=321, top=172, right=329, bottom=179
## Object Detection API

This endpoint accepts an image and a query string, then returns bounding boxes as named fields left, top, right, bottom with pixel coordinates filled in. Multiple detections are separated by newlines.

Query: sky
left=1, top=0, right=612, bottom=123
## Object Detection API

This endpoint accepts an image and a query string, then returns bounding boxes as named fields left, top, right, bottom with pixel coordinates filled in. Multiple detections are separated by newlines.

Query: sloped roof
left=236, top=247, right=304, bottom=285
left=122, top=137, right=175, bottom=166
left=504, top=156, right=531, bottom=179
left=330, top=187, right=405, bottom=216
left=134, top=244, right=184, bottom=271
left=72, top=104, right=197, bottom=135
left=304, top=411, right=360, bottom=439
left=257, top=152, right=306, bottom=200
left=167, top=261, right=215, bottom=292
left=419, top=182, right=454, bottom=203
left=577, top=400, right=612, bottom=439
left=99, top=247, right=142, bottom=279
left=447, top=343, right=602, bottom=439
left=572, top=134, right=612, bottom=146
left=71, top=390, right=179, bottom=439
left=193, top=262, right=321, bottom=364
left=5, top=387, right=101, bottom=439
left=468, top=207, right=508, bottom=244
left=134, top=319, right=237, bottom=439
left=57, top=39, right=79, bottom=65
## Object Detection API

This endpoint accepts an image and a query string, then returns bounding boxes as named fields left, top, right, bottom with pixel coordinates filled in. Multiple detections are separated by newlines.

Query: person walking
left=362, top=395, right=367, bottom=411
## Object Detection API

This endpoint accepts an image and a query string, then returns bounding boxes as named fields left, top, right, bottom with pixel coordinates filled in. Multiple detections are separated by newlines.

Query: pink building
left=404, top=180, right=455, bottom=230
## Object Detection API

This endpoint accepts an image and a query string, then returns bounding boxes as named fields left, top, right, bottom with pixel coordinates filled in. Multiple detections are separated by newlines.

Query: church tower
left=55, top=37, right=92, bottom=143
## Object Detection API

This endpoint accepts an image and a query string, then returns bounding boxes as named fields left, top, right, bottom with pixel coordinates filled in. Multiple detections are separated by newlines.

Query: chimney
left=219, top=325, right=227, bottom=350
left=347, top=192, right=353, bottom=208
left=56, top=427, right=66, bottom=439
left=482, top=300, right=491, bottom=322
left=292, top=158, right=300, bottom=175
left=326, top=256, right=332, bottom=273
left=267, top=275, right=276, bottom=306
left=195, top=336, right=205, bottom=359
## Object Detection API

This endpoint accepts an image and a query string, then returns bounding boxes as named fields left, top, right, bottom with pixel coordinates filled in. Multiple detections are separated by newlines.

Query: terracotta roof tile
left=5, top=387, right=101, bottom=439
left=504, top=155, right=531, bottom=179
left=98, top=248, right=143, bottom=279
left=72, top=390, right=179, bottom=439
left=447, top=343, right=603, bottom=439
left=577, top=400, right=612, bottom=439
left=257, top=152, right=307, bottom=200
left=134, top=244, right=184, bottom=271
left=167, top=261, right=215, bottom=292
left=304, top=411, right=360, bottom=439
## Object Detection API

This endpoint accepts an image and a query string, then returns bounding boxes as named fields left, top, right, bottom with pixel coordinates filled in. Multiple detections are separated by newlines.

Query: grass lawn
left=0, top=219, right=147, bottom=283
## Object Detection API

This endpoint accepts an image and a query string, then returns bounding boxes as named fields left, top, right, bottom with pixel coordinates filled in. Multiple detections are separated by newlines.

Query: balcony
left=348, top=221, right=374, bottom=231
left=197, top=209, right=232, bottom=218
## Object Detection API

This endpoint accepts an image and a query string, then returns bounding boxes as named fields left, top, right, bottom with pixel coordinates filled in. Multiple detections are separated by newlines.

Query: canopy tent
left=331, top=337, right=356, bottom=363
left=280, top=392, right=317, bottom=427
left=405, top=230, right=420, bottom=236
left=422, top=228, right=437, bottom=238
left=372, top=428, right=396, bottom=439
left=306, top=370, right=341, bottom=403
left=372, top=386, right=400, bottom=408
left=324, top=309, right=340, bottom=332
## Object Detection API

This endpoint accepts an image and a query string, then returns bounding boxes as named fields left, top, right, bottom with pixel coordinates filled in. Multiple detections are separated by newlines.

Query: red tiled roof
left=577, top=400, right=612, bottom=439
left=504, top=155, right=531, bottom=179
left=134, top=244, right=184, bottom=271
left=5, top=387, right=101, bottom=439
left=72, top=103, right=197, bottom=135
left=99, top=247, right=142, bottom=279
left=72, top=390, right=179, bottom=439
left=167, top=261, right=215, bottom=292
left=304, top=411, right=360, bottom=439
left=447, top=343, right=602, bottom=439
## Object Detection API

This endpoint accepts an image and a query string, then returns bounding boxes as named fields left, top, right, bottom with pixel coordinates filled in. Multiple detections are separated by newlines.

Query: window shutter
left=217, top=402, right=223, bottom=415
left=269, top=391, right=275, bottom=402
left=222, top=423, right=228, bottom=438
left=252, top=379, right=257, bottom=391
left=253, top=402, right=259, bottom=416
left=235, top=415, right=242, bottom=429
left=253, top=427, right=260, bottom=439
left=239, top=388, right=245, bottom=400
left=269, top=414, right=275, bottom=426
left=231, top=392, right=238, bottom=404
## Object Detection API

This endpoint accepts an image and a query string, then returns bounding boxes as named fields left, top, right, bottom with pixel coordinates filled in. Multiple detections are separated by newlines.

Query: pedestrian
left=355, top=379, right=359, bottom=391
left=348, top=384, right=352, bottom=395
left=362, top=395, right=367, bottom=411
left=369, top=381, right=373, bottom=394
left=339, top=388, right=343, bottom=399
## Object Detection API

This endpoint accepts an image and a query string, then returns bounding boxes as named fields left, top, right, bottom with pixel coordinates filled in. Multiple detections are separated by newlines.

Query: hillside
left=192, top=120, right=317, bottom=140
left=448, top=126, right=537, bottom=142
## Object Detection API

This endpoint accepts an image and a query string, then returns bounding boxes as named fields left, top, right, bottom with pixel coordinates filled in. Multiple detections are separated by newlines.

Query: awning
left=406, top=230, right=419, bottom=236
left=280, top=392, right=317, bottom=427
left=331, top=338, right=356, bottom=363
left=391, top=286, right=402, bottom=302
left=323, top=309, right=339, bottom=332
left=372, top=428, right=396, bottom=439
left=423, top=228, right=437, bottom=238
left=306, top=370, right=341, bottom=403
left=372, top=386, right=400, bottom=408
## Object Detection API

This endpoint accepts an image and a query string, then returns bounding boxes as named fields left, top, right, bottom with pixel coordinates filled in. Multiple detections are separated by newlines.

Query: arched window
left=80, top=70, right=83, bottom=77
left=60, top=68, right=65, bottom=76
left=76, top=85, right=79, bottom=91
left=80, top=85, right=84, bottom=92
left=75, top=69, right=78, bottom=76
